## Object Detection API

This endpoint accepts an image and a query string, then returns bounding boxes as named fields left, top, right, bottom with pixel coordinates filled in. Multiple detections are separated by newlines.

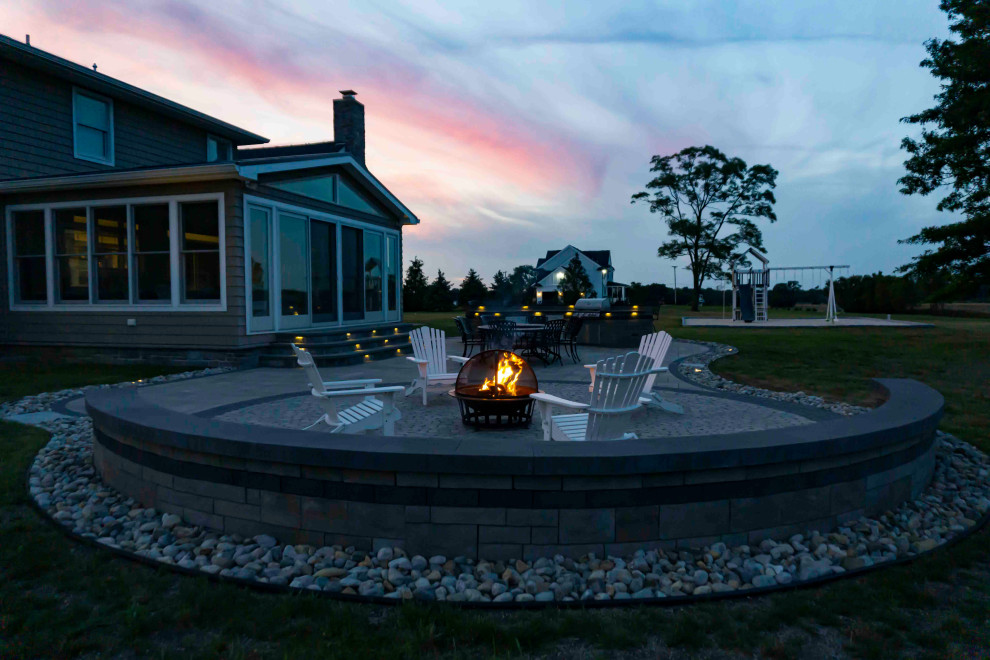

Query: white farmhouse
left=533, top=246, right=627, bottom=304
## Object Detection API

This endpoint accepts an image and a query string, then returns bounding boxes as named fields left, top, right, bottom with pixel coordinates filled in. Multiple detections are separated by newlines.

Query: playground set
left=730, top=248, right=849, bottom=324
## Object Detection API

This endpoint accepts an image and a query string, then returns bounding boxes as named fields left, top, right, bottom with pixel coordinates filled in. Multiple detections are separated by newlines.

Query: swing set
left=730, top=248, right=850, bottom=323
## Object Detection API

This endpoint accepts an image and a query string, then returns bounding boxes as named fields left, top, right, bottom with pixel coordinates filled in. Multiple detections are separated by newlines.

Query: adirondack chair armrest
left=448, top=356, right=470, bottom=365
left=529, top=392, right=589, bottom=412
left=407, top=357, right=429, bottom=365
left=321, top=378, right=383, bottom=389
left=314, top=385, right=405, bottom=398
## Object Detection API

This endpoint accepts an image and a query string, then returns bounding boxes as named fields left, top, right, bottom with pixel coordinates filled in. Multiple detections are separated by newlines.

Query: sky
left=1, top=0, right=953, bottom=288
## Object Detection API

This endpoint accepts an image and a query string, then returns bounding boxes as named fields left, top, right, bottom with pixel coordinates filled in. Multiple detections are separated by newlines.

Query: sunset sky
left=1, top=0, right=952, bottom=287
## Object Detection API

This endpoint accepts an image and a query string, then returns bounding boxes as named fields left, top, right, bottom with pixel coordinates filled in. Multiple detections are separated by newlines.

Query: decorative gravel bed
left=12, top=357, right=990, bottom=605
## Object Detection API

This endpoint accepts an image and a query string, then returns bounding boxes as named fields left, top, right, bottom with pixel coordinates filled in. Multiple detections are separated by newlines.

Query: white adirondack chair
left=292, top=344, right=404, bottom=434
left=531, top=352, right=665, bottom=442
left=405, top=326, right=470, bottom=405
left=585, top=331, right=684, bottom=414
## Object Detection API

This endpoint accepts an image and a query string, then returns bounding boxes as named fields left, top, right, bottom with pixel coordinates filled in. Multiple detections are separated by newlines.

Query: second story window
left=207, top=135, right=233, bottom=162
left=73, top=89, right=114, bottom=165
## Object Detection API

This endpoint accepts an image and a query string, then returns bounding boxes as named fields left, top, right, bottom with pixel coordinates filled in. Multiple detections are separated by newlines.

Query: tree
left=509, top=265, right=538, bottom=303
left=557, top=254, right=595, bottom=305
left=489, top=270, right=512, bottom=304
left=632, top=145, right=778, bottom=311
left=459, top=268, right=487, bottom=307
left=403, top=257, right=429, bottom=312
left=427, top=270, right=453, bottom=311
left=898, top=0, right=990, bottom=297
left=627, top=281, right=671, bottom=306
left=769, top=281, right=801, bottom=309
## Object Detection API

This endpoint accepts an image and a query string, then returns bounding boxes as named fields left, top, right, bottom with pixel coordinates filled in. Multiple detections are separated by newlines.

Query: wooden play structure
left=731, top=248, right=849, bottom=323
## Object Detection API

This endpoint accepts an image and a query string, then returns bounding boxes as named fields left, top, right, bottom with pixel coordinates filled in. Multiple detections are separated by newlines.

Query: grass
left=405, top=311, right=460, bottom=335
left=1, top=329, right=989, bottom=658
left=658, top=305, right=990, bottom=450
left=0, top=361, right=191, bottom=405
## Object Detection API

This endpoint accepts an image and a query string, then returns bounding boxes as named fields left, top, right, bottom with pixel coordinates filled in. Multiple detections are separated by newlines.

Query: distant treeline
left=627, top=272, right=985, bottom=314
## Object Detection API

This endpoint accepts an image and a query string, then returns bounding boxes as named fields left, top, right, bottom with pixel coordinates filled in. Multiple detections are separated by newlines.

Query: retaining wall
left=87, top=379, right=943, bottom=559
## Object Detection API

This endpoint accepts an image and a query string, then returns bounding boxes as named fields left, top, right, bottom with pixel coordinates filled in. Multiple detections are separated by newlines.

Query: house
left=533, top=246, right=627, bottom=304
left=0, top=33, right=418, bottom=364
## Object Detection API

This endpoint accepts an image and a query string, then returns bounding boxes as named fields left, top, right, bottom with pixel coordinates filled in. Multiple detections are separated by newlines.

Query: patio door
left=310, top=219, right=337, bottom=324
left=363, top=230, right=384, bottom=323
left=278, top=211, right=310, bottom=329
left=247, top=206, right=274, bottom=332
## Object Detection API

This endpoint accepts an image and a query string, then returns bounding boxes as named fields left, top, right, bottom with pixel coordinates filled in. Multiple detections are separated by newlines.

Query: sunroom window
left=180, top=201, right=221, bottom=302
left=53, top=208, right=89, bottom=302
left=11, top=210, right=47, bottom=303
left=93, top=206, right=128, bottom=302
left=268, top=174, right=336, bottom=204
left=133, top=204, right=171, bottom=302
left=7, top=197, right=223, bottom=310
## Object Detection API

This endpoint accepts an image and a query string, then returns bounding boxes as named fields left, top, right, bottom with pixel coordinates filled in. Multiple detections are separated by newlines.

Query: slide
left=738, top=284, right=755, bottom=322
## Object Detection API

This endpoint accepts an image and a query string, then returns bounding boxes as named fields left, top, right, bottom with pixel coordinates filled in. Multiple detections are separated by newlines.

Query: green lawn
left=0, top=361, right=191, bottom=404
left=1, top=330, right=988, bottom=658
left=658, top=305, right=990, bottom=451
left=405, top=311, right=460, bottom=335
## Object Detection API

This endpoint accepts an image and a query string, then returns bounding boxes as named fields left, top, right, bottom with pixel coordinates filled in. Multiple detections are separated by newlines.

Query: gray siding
left=0, top=181, right=260, bottom=350
left=0, top=59, right=210, bottom=180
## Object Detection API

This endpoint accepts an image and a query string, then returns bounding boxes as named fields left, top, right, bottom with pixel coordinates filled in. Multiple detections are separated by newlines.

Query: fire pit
left=452, top=350, right=538, bottom=428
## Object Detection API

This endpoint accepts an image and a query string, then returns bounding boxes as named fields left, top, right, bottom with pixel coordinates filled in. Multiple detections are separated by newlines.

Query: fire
left=479, top=352, right=527, bottom=397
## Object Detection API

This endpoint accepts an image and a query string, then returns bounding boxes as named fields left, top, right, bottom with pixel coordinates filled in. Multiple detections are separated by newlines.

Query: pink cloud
left=28, top=0, right=605, bottom=198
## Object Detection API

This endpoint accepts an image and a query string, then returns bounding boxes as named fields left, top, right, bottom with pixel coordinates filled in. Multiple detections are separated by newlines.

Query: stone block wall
left=91, top=401, right=940, bottom=560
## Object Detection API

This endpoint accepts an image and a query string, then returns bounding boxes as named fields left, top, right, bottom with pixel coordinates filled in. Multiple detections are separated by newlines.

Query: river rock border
left=15, top=363, right=990, bottom=606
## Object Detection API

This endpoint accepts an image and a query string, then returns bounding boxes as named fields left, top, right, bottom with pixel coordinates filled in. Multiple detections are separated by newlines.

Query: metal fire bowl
left=450, top=386, right=538, bottom=429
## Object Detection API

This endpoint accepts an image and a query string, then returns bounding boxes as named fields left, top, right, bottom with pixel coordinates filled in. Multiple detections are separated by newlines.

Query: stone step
left=259, top=341, right=413, bottom=368
left=274, top=322, right=417, bottom=346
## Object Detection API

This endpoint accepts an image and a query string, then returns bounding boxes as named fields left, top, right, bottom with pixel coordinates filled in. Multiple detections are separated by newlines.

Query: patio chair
left=584, top=331, right=684, bottom=414
left=562, top=317, right=583, bottom=363
left=454, top=316, right=485, bottom=357
left=405, top=326, right=469, bottom=405
left=540, top=319, right=568, bottom=365
left=291, top=344, right=404, bottom=434
left=530, top=352, right=664, bottom=441
left=479, top=313, right=498, bottom=325
left=485, top=319, right=518, bottom=352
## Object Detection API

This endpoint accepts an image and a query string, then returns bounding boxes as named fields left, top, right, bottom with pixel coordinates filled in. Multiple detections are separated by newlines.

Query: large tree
left=489, top=270, right=512, bottom=304
left=557, top=254, right=595, bottom=305
left=459, top=268, right=487, bottom=307
left=509, top=265, right=538, bottom=303
left=427, top=270, right=454, bottom=311
left=632, top=145, right=778, bottom=311
left=898, top=0, right=990, bottom=296
left=402, top=257, right=429, bottom=312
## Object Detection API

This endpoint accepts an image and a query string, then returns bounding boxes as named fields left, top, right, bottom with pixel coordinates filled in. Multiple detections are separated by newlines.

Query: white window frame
left=243, top=194, right=400, bottom=334
left=72, top=87, right=115, bottom=166
left=206, top=134, right=233, bottom=162
left=5, top=193, right=226, bottom=312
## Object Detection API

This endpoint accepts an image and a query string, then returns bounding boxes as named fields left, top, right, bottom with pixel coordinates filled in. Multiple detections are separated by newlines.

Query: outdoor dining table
left=477, top=323, right=557, bottom=365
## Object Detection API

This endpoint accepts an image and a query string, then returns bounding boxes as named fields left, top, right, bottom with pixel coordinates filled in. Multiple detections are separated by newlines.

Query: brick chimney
left=333, top=90, right=365, bottom=166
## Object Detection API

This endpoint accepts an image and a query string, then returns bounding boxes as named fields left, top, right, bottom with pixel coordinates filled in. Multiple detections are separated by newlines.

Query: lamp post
left=600, top=268, right=608, bottom=299
left=672, top=265, right=677, bottom=306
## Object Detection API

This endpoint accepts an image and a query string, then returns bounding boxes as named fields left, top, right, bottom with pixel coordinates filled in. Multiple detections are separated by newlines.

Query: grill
left=572, top=297, right=611, bottom=317
left=452, top=350, right=538, bottom=428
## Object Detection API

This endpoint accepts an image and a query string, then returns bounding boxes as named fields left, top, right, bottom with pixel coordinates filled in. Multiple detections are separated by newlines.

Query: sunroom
left=242, top=162, right=413, bottom=334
